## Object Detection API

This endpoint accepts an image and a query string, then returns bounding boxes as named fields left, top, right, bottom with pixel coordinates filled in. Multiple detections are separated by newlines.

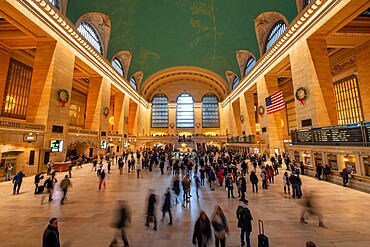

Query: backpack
left=100, top=170, right=106, bottom=179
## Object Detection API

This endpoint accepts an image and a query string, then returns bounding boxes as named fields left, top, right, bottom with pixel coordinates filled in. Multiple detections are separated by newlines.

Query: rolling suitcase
left=258, top=219, right=269, bottom=247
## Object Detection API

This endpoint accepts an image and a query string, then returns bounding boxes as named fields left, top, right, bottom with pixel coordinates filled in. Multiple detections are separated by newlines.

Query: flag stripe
left=265, top=90, right=285, bottom=114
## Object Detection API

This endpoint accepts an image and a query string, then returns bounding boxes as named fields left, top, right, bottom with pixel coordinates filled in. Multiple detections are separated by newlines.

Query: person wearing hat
left=42, top=218, right=60, bottom=247
left=236, top=199, right=253, bottom=247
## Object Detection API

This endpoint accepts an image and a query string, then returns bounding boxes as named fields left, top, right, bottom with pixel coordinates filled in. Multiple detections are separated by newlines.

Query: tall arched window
left=202, top=94, right=219, bottom=128
left=232, top=76, right=239, bottom=89
left=130, top=77, right=137, bottom=90
left=244, top=57, right=256, bottom=76
left=265, top=20, right=287, bottom=52
left=49, top=0, right=61, bottom=10
left=177, top=93, right=194, bottom=128
left=151, top=94, right=168, bottom=128
left=112, top=58, right=124, bottom=77
left=77, top=21, right=103, bottom=54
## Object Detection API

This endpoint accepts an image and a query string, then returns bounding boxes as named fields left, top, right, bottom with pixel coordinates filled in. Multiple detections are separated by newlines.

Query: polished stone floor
left=1, top=162, right=370, bottom=247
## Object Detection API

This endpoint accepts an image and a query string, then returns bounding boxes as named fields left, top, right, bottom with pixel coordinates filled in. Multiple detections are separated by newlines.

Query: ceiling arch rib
left=140, top=66, right=229, bottom=102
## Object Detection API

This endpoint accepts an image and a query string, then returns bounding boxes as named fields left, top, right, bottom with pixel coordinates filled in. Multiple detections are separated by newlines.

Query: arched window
left=202, top=94, right=219, bottom=128
left=265, top=21, right=287, bottom=52
left=49, top=0, right=61, bottom=10
left=130, top=77, right=137, bottom=90
left=112, top=58, right=124, bottom=77
left=244, top=57, right=256, bottom=76
left=77, top=21, right=103, bottom=54
left=151, top=94, right=168, bottom=128
left=177, top=93, right=194, bottom=128
left=232, top=76, right=239, bottom=89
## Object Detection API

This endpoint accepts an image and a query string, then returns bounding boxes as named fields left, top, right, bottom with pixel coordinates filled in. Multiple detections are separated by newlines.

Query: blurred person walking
left=145, top=190, right=157, bottom=231
left=211, top=206, right=228, bottom=247
left=110, top=200, right=131, bottom=247
left=161, top=187, right=173, bottom=225
left=236, top=199, right=253, bottom=247
left=42, top=175, right=57, bottom=204
left=192, top=211, right=212, bottom=247
left=60, top=175, right=72, bottom=205
left=300, top=191, right=326, bottom=228
left=12, top=170, right=25, bottom=194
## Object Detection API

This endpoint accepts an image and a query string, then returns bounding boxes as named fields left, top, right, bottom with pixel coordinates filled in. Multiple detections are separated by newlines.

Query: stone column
left=0, top=47, right=11, bottom=104
left=290, top=39, right=337, bottom=128
left=356, top=40, right=370, bottom=120
left=113, top=92, right=125, bottom=133
left=194, top=102, right=202, bottom=134
left=257, top=75, right=284, bottom=155
left=85, top=76, right=110, bottom=133
left=232, top=100, right=241, bottom=136
left=239, top=91, right=256, bottom=135
left=168, top=103, right=176, bottom=135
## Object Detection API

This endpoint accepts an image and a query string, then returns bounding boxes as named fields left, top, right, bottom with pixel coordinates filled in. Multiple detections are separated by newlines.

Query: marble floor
left=1, top=163, right=370, bottom=247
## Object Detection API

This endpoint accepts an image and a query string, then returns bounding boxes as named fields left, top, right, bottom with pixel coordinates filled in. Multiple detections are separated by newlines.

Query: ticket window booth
left=0, top=153, right=17, bottom=177
left=303, top=151, right=311, bottom=166
left=294, top=151, right=300, bottom=163
left=313, top=152, right=322, bottom=167
left=327, top=153, right=338, bottom=171
left=363, top=157, right=370, bottom=177
left=343, top=155, right=356, bottom=174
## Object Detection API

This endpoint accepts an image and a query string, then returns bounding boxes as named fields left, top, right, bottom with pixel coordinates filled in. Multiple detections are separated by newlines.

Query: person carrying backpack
left=236, top=199, right=253, bottom=247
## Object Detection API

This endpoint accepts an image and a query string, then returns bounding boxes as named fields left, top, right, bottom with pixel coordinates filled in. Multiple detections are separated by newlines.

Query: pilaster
left=290, top=39, right=337, bottom=128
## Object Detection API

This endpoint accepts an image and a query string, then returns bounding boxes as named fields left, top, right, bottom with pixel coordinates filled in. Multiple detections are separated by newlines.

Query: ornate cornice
left=331, top=56, right=356, bottom=76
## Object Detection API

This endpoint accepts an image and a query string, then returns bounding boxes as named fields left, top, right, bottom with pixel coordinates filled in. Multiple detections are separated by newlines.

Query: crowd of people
left=4, top=145, right=326, bottom=247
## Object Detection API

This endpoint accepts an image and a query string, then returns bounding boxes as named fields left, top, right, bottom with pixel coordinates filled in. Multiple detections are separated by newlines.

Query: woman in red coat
left=217, top=169, right=224, bottom=186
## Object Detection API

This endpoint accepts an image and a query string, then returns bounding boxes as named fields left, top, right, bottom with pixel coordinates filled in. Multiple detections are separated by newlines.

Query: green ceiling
left=66, top=0, right=297, bottom=86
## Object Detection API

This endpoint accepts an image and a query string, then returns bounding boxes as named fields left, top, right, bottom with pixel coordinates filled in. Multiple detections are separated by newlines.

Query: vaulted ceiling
left=66, top=0, right=297, bottom=99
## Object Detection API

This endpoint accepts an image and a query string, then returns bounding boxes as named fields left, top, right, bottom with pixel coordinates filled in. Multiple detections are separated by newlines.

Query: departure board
left=312, top=124, right=363, bottom=143
left=294, top=130, right=313, bottom=143
left=365, top=122, right=370, bottom=142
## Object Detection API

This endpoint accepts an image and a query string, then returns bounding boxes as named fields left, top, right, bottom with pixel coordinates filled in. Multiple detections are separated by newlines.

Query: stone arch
left=254, top=12, right=289, bottom=56
left=296, top=0, right=312, bottom=13
left=111, top=51, right=132, bottom=79
left=75, top=12, right=111, bottom=57
left=236, top=50, right=256, bottom=78
left=131, top=71, right=144, bottom=90
left=225, top=70, right=238, bottom=90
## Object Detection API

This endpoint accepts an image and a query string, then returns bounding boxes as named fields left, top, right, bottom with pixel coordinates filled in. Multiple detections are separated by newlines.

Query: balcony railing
left=0, top=118, right=45, bottom=131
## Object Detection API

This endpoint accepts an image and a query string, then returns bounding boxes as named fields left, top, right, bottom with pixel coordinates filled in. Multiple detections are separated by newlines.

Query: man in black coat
left=145, top=190, right=157, bottom=230
left=110, top=200, right=131, bottom=247
left=161, top=187, right=172, bottom=225
left=42, top=218, right=60, bottom=247
left=236, top=200, right=253, bottom=247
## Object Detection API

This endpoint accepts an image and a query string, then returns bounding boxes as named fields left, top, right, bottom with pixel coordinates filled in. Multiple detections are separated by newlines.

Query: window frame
left=151, top=94, right=169, bottom=128
left=130, top=77, right=137, bottom=90
left=244, top=57, right=256, bottom=76
left=176, top=93, right=194, bottom=128
left=265, top=20, right=287, bottom=52
left=77, top=21, right=103, bottom=54
left=202, top=94, right=220, bottom=128
left=112, top=58, right=125, bottom=77
left=232, top=76, right=239, bottom=89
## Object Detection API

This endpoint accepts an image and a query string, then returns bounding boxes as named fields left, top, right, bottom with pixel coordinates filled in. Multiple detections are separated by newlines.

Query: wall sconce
left=109, top=116, right=114, bottom=125
left=240, top=115, right=244, bottom=123
left=255, top=123, right=260, bottom=132
left=343, top=157, right=349, bottom=162
left=196, top=123, right=201, bottom=128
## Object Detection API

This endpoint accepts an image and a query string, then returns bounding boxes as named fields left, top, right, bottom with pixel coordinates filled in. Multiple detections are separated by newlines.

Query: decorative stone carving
left=236, top=50, right=255, bottom=78
left=331, top=56, right=356, bottom=76
left=132, top=71, right=144, bottom=90
left=76, top=12, right=111, bottom=56
left=225, top=70, right=237, bottom=89
left=254, top=12, right=289, bottom=56
left=113, top=50, right=132, bottom=79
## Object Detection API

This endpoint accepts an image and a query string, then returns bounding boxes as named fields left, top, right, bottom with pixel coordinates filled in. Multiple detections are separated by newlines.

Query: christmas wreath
left=103, top=107, right=110, bottom=118
left=57, top=89, right=69, bottom=107
left=258, top=106, right=265, bottom=117
left=295, top=87, right=308, bottom=105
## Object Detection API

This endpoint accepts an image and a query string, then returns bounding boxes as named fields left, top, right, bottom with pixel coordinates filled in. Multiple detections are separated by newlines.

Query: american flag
left=265, top=90, right=285, bottom=114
